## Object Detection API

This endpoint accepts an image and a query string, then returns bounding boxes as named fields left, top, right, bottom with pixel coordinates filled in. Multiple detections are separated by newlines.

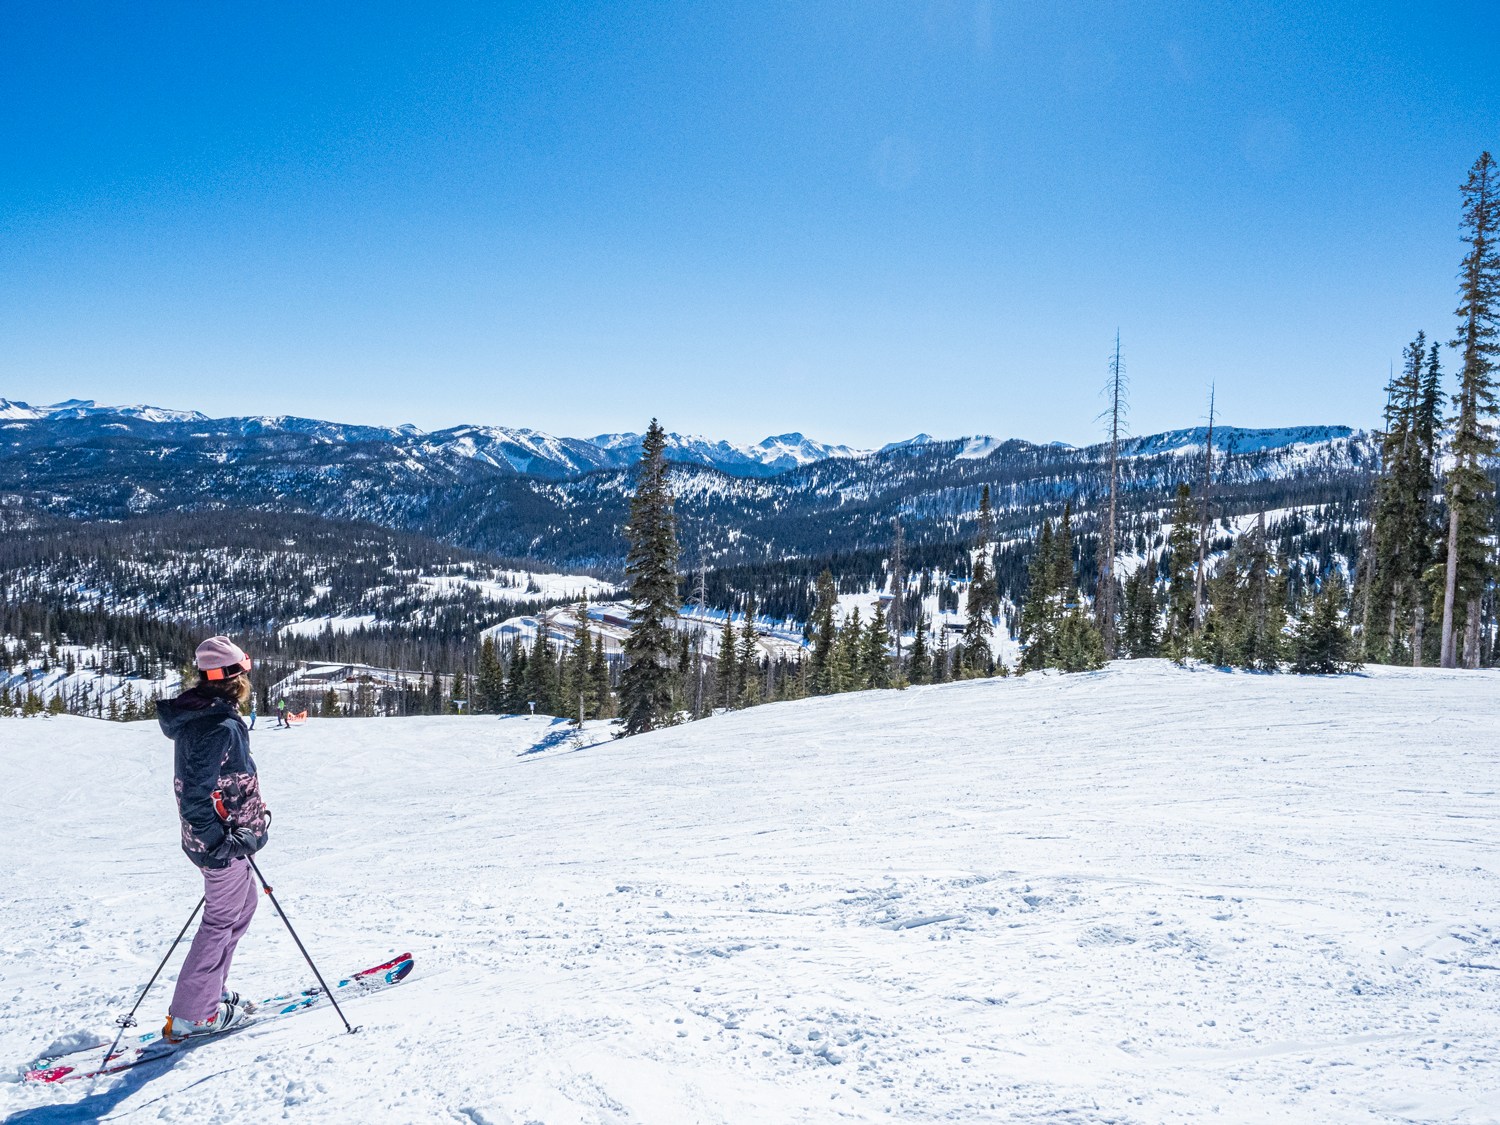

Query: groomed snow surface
left=2, top=661, right=1496, bottom=1123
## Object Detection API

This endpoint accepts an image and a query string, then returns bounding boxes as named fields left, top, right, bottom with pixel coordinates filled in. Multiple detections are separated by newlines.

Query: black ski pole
left=245, top=855, right=359, bottom=1034
left=94, top=895, right=205, bottom=1080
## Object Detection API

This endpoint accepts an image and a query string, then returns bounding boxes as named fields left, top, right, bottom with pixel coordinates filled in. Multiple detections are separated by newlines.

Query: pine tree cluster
left=1019, top=504, right=1105, bottom=673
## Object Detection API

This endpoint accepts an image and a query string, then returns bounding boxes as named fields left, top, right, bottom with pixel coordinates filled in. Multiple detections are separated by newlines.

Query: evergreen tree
left=1238, top=517, right=1286, bottom=671
left=832, top=608, right=863, bottom=692
left=1051, top=503, right=1077, bottom=608
left=1292, top=574, right=1361, bottom=674
left=932, top=623, right=951, bottom=683
left=527, top=627, right=558, bottom=715
left=1440, top=152, right=1500, bottom=668
left=716, top=612, right=739, bottom=709
left=618, top=420, right=682, bottom=733
left=958, top=603, right=994, bottom=678
left=1120, top=560, right=1159, bottom=658
left=959, top=491, right=999, bottom=678
left=907, top=615, right=931, bottom=684
left=1412, top=341, right=1445, bottom=665
left=1194, top=516, right=1287, bottom=671
left=1054, top=608, right=1106, bottom=672
left=475, top=635, right=504, bottom=713
left=1367, top=334, right=1443, bottom=664
left=503, top=644, right=528, bottom=714
left=969, top=486, right=1000, bottom=618
left=735, top=603, right=762, bottom=708
left=1164, top=484, right=1199, bottom=661
left=588, top=640, right=612, bottom=719
left=1018, top=520, right=1059, bottom=671
left=1049, top=506, right=1102, bottom=671
left=564, top=617, right=593, bottom=724
left=861, top=602, right=894, bottom=689
left=1020, top=508, right=1101, bottom=672
left=1195, top=562, right=1242, bottom=668
left=450, top=669, right=468, bottom=714
left=673, top=632, right=693, bottom=716
left=808, top=569, right=839, bottom=695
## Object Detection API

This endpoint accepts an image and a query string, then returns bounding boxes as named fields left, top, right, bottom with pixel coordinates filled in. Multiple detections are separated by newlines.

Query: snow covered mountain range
left=0, top=397, right=895, bottom=478
left=0, top=397, right=1348, bottom=479
left=1, top=395, right=1371, bottom=569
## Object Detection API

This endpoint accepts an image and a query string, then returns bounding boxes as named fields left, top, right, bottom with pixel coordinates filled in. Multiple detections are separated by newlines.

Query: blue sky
left=1, top=2, right=1495, bottom=446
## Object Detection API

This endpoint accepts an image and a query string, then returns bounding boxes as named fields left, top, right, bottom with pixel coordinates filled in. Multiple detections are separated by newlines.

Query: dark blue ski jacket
left=156, top=688, right=270, bottom=869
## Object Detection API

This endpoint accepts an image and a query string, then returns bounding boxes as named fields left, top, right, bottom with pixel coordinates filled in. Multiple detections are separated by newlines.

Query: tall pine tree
left=907, top=614, right=931, bottom=684
left=1120, top=559, right=1159, bottom=658
left=716, top=612, right=739, bottom=709
left=1164, top=485, right=1199, bottom=661
left=1440, top=152, right=1500, bottom=668
left=475, top=635, right=504, bottom=713
left=735, top=600, right=762, bottom=708
left=808, top=570, right=839, bottom=695
left=618, top=420, right=682, bottom=733
left=1366, top=334, right=1442, bottom=663
left=959, top=487, right=999, bottom=677
left=832, top=608, right=863, bottom=692
left=1019, top=519, right=1059, bottom=672
left=861, top=602, right=894, bottom=689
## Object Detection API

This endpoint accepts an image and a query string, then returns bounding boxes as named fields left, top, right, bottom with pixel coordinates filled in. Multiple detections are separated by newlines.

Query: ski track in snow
left=1, top=661, right=1497, bottom=1123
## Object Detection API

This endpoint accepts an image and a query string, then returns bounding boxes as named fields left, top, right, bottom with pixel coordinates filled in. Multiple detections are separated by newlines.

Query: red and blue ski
left=23, top=952, right=413, bottom=1084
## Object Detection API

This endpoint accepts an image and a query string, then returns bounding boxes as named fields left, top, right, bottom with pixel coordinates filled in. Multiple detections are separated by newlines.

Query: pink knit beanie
left=195, top=636, right=252, bottom=680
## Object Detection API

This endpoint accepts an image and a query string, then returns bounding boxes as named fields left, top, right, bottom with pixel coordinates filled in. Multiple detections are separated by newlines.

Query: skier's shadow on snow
left=5, top=1056, right=181, bottom=1124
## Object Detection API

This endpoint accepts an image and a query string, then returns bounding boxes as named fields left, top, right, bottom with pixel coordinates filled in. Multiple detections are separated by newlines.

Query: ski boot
left=162, top=1001, right=247, bottom=1044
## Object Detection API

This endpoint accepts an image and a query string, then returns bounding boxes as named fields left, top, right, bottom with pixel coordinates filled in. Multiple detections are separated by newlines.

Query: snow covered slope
left=2, top=662, right=1496, bottom=1122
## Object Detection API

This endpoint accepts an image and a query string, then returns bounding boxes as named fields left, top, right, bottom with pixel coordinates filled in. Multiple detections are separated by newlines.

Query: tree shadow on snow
left=519, top=719, right=581, bottom=756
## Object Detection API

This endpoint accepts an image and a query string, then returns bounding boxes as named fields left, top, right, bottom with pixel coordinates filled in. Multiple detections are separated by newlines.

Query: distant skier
left=154, top=637, right=270, bottom=1043
left=276, top=696, right=288, bottom=728
left=248, top=697, right=257, bottom=730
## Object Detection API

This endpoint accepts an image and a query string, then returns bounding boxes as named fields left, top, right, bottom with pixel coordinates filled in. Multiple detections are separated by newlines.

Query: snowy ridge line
left=2, top=396, right=1360, bottom=479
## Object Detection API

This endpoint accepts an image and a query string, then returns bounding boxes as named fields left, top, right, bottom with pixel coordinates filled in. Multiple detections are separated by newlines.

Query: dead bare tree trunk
left=890, top=517, right=905, bottom=668
left=1096, top=333, right=1125, bottom=659
left=1440, top=504, right=1462, bottom=667
left=693, top=554, right=709, bottom=717
left=1194, top=387, right=1216, bottom=629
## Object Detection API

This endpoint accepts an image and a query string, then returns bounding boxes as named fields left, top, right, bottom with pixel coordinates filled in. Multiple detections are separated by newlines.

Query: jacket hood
left=156, top=689, right=241, bottom=739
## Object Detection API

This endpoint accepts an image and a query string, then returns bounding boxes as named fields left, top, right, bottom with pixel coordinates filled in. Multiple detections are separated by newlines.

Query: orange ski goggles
left=204, top=656, right=252, bottom=681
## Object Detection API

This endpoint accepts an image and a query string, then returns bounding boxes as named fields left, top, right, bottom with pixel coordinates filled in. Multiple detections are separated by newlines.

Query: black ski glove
left=209, top=825, right=261, bottom=862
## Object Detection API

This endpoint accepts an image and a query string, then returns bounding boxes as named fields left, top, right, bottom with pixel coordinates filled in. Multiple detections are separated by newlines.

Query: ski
left=23, top=952, right=413, bottom=1084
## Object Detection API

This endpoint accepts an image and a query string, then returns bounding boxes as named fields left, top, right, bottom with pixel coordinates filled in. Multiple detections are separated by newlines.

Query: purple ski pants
left=170, top=858, right=259, bottom=1021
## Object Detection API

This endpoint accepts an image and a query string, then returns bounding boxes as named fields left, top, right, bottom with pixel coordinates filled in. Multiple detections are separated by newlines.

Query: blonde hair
left=199, top=673, right=253, bottom=707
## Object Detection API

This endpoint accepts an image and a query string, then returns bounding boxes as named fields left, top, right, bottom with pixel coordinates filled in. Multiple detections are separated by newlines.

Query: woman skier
left=154, top=636, right=270, bottom=1042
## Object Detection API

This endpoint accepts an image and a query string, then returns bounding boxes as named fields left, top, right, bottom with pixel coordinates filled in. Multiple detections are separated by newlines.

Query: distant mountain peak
left=0, top=398, right=44, bottom=420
